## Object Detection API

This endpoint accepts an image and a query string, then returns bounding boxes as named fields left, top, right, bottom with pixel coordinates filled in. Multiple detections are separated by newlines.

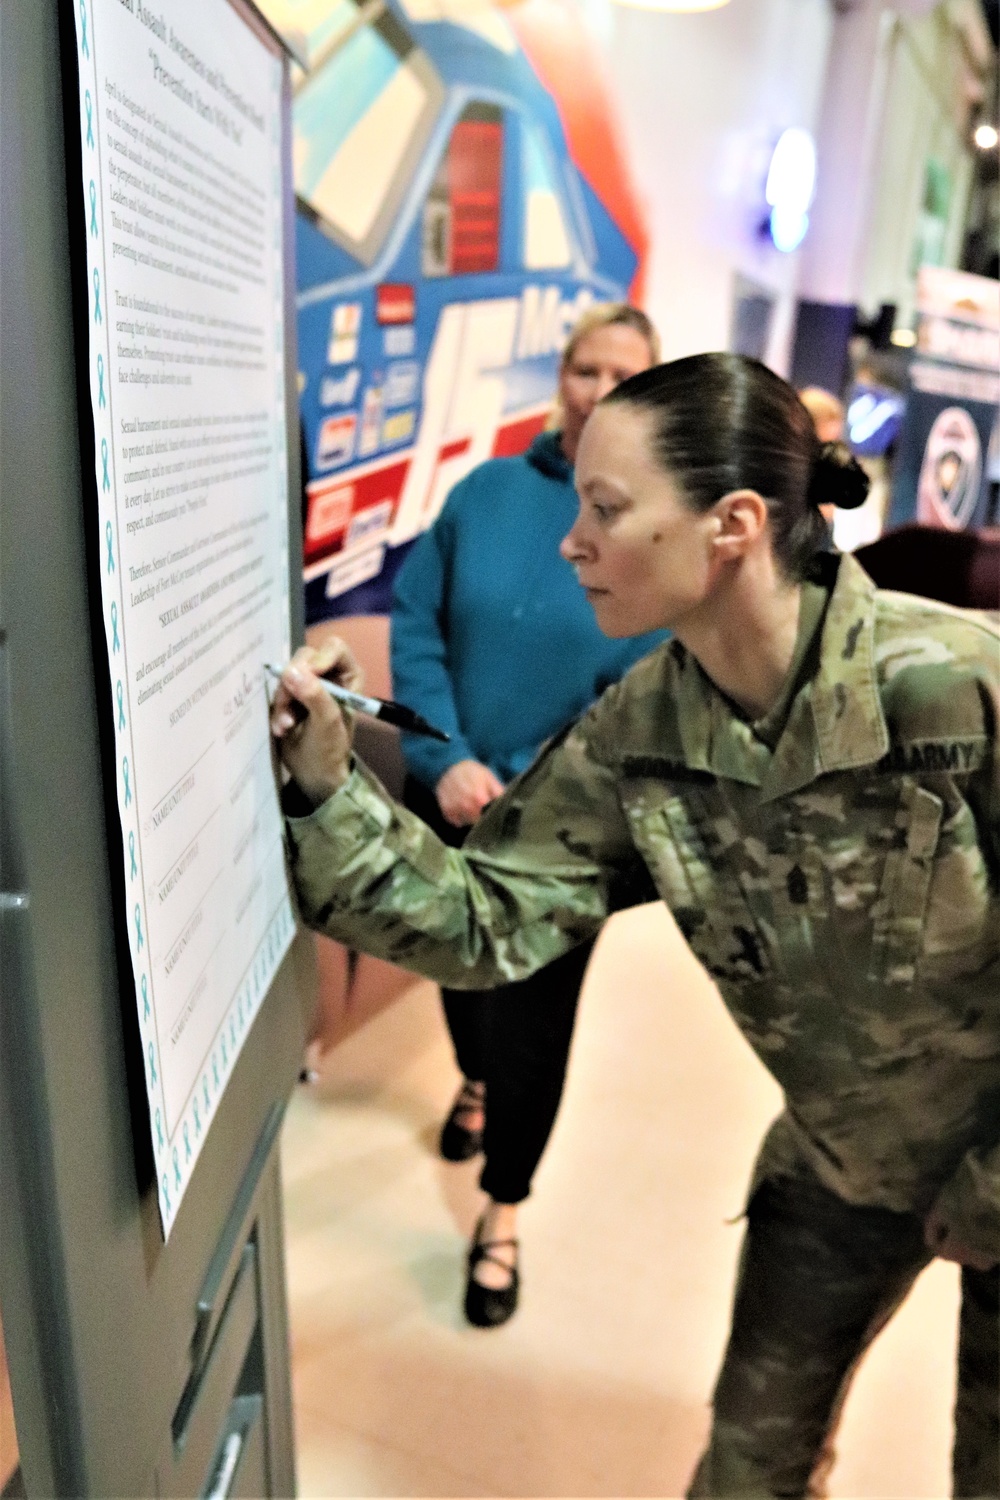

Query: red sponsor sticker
left=304, top=458, right=410, bottom=565
left=316, top=413, right=356, bottom=469
left=376, top=283, right=416, bottom=325
left=306, top=483, right=354, bottom=547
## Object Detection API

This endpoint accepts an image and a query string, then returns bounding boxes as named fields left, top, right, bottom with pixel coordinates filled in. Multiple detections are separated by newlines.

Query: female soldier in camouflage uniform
left=271, top=353, right=999, bottom=1497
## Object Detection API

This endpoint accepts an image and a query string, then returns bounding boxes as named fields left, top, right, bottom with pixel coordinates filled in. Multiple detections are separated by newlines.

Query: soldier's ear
left=709, top=489, right=768, bottom=562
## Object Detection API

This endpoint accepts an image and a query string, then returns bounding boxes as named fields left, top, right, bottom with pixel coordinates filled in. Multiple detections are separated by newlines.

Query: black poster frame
left=1, top=0, right=312, bottom=1492
left=56, top=0, right=307, bottom=1230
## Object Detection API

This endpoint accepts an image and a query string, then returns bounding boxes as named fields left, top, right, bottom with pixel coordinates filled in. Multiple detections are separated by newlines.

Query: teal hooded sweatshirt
left=390, top=431, right=667, bottom=790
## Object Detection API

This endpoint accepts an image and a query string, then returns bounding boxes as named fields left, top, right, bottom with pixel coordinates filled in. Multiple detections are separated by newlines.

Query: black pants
left=688, top=1169, right=1000, bottom=1497
left=404, top=776, right=592, bottom=1206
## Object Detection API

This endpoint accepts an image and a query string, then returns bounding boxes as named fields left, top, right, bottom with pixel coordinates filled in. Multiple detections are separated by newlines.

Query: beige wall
left=596, top=0, right=834, bottom=373
left=593, top=0, right=990, bottom=359
left=0, top=1310, right=18, bottom=1492
left=302, top=616, right=423, bottom=1055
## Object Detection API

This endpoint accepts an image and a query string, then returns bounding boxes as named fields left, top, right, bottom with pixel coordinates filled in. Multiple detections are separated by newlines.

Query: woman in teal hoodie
left=390, top=304, right=664, bottom=1325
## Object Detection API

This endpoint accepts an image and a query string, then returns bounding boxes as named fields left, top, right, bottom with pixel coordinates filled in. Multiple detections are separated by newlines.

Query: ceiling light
left=764, top=128, right=816, bottom=253
left=973, top=123, right=999, bottom=150
left=890, top=328, right=917, bottom=347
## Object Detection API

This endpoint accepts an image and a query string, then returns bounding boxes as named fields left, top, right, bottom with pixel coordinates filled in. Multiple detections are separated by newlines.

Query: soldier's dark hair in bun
left=602, top=352, right=869, bottom=580
left=807, top=441, right=870, bottom=512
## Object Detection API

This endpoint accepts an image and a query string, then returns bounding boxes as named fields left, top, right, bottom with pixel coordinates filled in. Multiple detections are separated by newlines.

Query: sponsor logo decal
left=328, top=302, right=361, bottom=366
left=918, top=316, right=1000, bottom=371
left=358, top=386, right=384, bottom=458
left=320, top=367, right=361, bottom=408
left=376, top=282, right=416, bottom=325
left=324, top=544, right=386, bottom=598
left=303, top=456, right=410, bottom=569
left=382, top=409, right=416, bottom=447
left=916, top=406, right=982, bottom=530
left=346, top=500, right=393, bottom=549
left=515, top=284, right=594, bottom=359
left=306, top=483, right=354, bottom=546
left=384, top=325, right=416, bottom=357
left=384, top=361, right=420, bottom=409
left=316, top=413, right=357, bottom=469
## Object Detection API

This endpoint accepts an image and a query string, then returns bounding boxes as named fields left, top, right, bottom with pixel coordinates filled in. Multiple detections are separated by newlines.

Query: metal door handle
left=203, top=1430, right=243, bottom=1500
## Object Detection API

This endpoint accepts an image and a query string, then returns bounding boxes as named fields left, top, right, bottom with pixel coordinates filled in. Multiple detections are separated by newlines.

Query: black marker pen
left=264, top=664, right=450, bottom=743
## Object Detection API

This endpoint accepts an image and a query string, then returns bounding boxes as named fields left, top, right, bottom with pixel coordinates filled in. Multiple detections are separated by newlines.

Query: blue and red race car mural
left=261, top=0, right=648, bottom=620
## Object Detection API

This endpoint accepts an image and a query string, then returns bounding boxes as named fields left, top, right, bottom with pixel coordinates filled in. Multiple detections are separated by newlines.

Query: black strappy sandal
left=439, top=1078, right=486, bottom=1162
left=465, top=1216, right=520, bottom=1327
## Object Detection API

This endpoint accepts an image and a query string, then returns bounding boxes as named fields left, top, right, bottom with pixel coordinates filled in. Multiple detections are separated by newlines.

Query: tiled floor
left=281, top=903, right=961, bottom=1498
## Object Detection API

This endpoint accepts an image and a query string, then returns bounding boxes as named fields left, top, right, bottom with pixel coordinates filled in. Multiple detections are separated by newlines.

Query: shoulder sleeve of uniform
left=878, top=604, right=999, bottom=875
left=874, top=597, right=999, bottom=738
left=875, top=594, right=995, bottom=726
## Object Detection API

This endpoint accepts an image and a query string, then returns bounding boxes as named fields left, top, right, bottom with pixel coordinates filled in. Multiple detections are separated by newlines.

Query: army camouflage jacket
left=286, top=554, right=1000, bottom=1260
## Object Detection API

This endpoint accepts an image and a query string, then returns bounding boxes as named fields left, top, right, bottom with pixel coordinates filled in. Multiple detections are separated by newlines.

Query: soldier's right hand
left=270, top=640, right=360, bottom=808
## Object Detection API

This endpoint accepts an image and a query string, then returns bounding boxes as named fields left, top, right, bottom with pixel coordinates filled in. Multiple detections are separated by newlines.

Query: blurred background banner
left=258, top=0, right=647, bottom=621
left=890, top=265, right=1000, bottom=529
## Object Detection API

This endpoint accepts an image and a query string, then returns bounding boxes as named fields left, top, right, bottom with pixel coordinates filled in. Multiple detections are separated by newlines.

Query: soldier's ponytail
left=602, top=353, right=869, bottom=580
left=807, top=441, right=870, bottom=512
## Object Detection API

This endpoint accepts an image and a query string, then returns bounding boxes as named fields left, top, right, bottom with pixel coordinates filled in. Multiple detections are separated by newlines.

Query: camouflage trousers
left=688, top=1171, right=999, bottom=1498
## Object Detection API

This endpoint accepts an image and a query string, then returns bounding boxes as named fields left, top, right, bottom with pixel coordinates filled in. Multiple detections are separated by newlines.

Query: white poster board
left=70, top=0, right=295, bottom=1237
